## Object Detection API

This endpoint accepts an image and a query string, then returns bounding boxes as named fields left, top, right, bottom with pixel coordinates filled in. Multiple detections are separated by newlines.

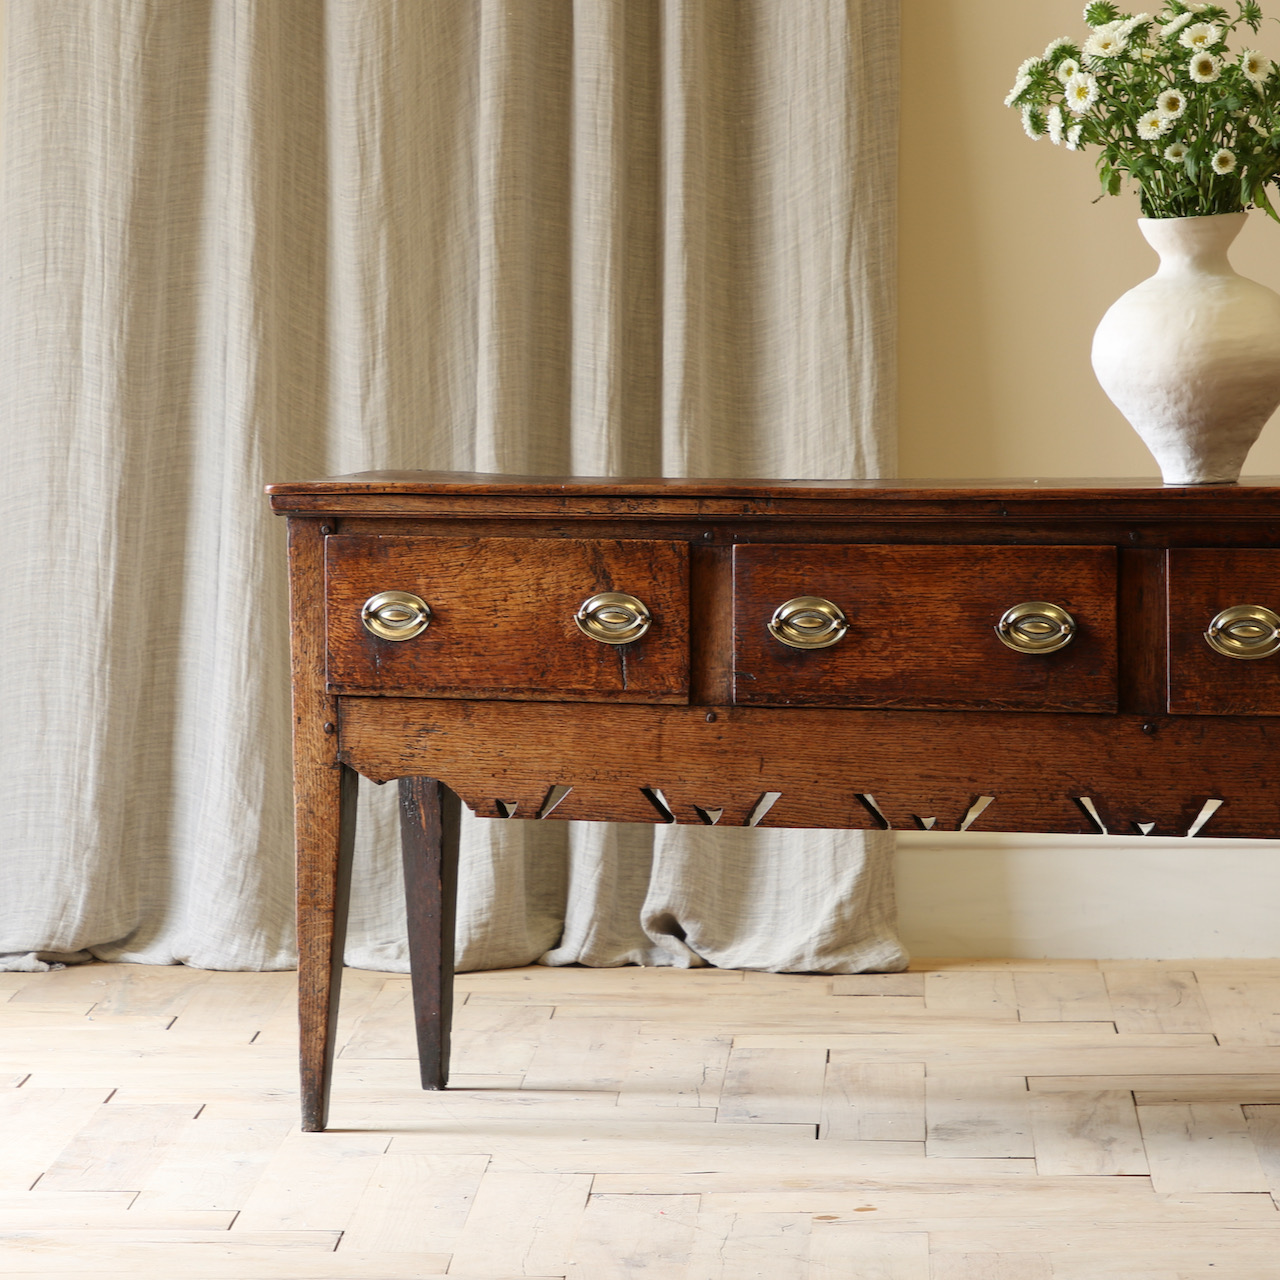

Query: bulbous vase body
left=1091, top=213, right=1280, bottom=485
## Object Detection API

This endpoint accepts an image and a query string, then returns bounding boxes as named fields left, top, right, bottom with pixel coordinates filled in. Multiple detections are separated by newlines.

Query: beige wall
left=895, top=0, right=1280, bottom=958
left=900, top=0, right=1280, bottom=478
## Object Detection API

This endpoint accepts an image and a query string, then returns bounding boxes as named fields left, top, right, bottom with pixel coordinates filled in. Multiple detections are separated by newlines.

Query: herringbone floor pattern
left=2, top=958, right=1280, bottom=1277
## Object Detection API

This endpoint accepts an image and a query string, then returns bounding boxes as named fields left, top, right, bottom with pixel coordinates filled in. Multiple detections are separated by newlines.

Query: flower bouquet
left=1006, top=1, right=1280, bottom=219
left=1005, top=2, right=1280, bottom=485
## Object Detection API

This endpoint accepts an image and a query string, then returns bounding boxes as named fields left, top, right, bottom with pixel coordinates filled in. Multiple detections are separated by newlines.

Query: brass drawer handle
left=361, top=590, right=431, bottom=641
left=576, top=592, right=652, bottom=645
left=768, top=596, right=848, bottom=650
left=996, top=601, right=1076, bottom=654
left=1205, top=604, right=1280, bottom=660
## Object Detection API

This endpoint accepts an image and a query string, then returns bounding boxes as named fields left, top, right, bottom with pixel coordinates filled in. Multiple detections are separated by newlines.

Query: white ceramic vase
left=1091, top=212, right=1280, bottom=485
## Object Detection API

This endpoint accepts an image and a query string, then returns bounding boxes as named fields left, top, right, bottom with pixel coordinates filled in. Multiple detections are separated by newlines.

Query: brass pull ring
left=1205, top=604, right=1280, bottom=660
left=768, top=596, right=848, bottom=650
left=575, top=592, right=652, bottom=645
left=996, top=601, right=1076, bottom=654
left=361, top=590, right=431, bottom=641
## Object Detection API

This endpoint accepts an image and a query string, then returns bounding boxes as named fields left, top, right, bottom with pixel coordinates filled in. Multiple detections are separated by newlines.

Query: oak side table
left=267, top=473, right=1280, bottom=1131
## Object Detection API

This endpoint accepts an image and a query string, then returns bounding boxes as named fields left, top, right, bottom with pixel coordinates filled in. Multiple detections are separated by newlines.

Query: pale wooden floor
left=2, top=960, right=1280, bottom=1278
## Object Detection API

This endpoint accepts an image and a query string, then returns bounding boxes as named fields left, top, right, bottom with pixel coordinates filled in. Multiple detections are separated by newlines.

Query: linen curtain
left=0, top=0, right=904, bottom=975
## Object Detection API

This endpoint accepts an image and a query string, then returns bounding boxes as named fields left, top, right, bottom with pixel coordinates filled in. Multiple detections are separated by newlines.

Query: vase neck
left=1140, top=213, right=1247, bottom=277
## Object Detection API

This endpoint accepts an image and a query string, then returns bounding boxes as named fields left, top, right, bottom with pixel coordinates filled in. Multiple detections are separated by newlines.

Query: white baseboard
left=895, top=831, right=1280, bottom=959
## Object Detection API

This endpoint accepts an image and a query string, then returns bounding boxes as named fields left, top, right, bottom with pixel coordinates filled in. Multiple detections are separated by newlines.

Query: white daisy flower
left=1085, top=28, right=1128, bottom=57
left=1064, top=71, right=1100, bottom=114
left=1022, top=105, right=1047, bottom=140
left=1189, top=52, right=1221, bottom=83
left=1057, top=58, right=1082, bottom=83
left=1160, top=13, right=1194, bottom=39
left=1121, top=12, right=1152, bottom=32
left=1138, top=109, right=1170, bottom=140
left=1067, top=123, right=1085, bottom=150
left=1242, top=50, right=1273, bottom=84
left=1138, top=46, right=1158, bottom=63
left=1157, top=89, right=1187, bottom=119
left=1164, top=140, right=1189, bottom=162
left=1212, top=147, right=1237, bottom=174
left=1017, top=56, right=1045, bottom=78
left=1179, top=22, right=1221, bottom=50
left=1004, top=76, right=1031, bottom=107
left=1044, top=37, right=1074, bottom=60
left=1048, top=104, right=1066, bottom=145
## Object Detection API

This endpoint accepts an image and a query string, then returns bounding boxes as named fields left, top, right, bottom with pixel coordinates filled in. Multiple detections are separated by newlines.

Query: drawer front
left=1168, top=548, right=1280, bottom=715
left=325, top=536, right=689, bottom=701
left=732, top=544, right=1117, bottom=711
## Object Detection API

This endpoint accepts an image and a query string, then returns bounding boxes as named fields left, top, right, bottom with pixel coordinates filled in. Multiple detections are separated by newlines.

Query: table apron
left=336, top=698, right=1280, bottom=839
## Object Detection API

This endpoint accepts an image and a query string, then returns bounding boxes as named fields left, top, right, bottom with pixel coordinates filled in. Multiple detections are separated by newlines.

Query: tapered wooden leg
left=297, top=761, right=358, bottom=1132
left=399, top=776, right=462, bottom=1090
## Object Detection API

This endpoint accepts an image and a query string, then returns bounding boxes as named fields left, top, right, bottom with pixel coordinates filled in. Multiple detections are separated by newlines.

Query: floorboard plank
left=925, top=1073, right=1034, bottom=1158
left=36, top=1104, right=199, bottom=1193
left=1242, top=1103, right=1280, bottom=1197
left=1193, top=972, right=1280, bottom=1045
left=231, top=1132, right=390, bottom=1232
left=820, top=1057, right=925, bottom=1141
left=1136, top=1103, right=1271, bottom=1194
left=1027, top=1089, right=1148, bottom=1176
left=924, top=971, right=1019, bottom=1021
left=1012, top=972, right=1114, bottom=1023
left=446, top=1169, right=590, bottom=1276
left=1102, top=968, right=1213, bottom=1036
left=718, top=1046, right=828, bottom=1125
left=337, top=1151, right=489, bottom=1254
left=567, top=1192, right=698, bottom=1278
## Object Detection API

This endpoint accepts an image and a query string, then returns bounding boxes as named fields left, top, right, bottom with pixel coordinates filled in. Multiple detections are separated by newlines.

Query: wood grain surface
left=337, top=699, right=1280, bottom=838
left=285, top=518, right=357, bottom=1133
left=398, top=779, right=462, bottom=1091
left=1168, top=548, right=1280, bottom=715
left=732, top=543, right=1117, bottom=711
left=324, top=535, right=689, bottom=701
left=9, top=960, right=1280, bottom=1276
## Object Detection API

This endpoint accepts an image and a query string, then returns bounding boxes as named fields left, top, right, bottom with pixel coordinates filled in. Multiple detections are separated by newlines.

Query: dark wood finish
left=338, top=699, right=1280, bottom=840
left=325, top=535, right=689, bottom=702
left=688, top=543, right=734, bottom=706
left=1168, top=549, right=1280, bottom=715
left=398, top=778, right=462, bottom=1090
left=732, top=544, right=1117, bottom=712
left=326, top=515, right=1280, bottom=550
left=1117, top=549, right=1167, bottom=717
left=285, top=518, right=359, bottom=1134
left=269, top=473, right=1280, bottom=1129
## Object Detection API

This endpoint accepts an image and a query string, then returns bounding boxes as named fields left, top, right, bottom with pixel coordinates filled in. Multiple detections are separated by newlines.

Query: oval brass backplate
left=1205, top=604, right=1280, bottom=660
left=768, top=596, right=848, bottom=650
left=995, top=601, right=1076, bottom=655
left=575, top=592, right=652, bottom=645
left=361, top=590, right=432, bottom=641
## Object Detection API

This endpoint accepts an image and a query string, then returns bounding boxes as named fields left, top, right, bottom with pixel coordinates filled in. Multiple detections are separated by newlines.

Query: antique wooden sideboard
left=266, top=473, right=1280, bottom=1131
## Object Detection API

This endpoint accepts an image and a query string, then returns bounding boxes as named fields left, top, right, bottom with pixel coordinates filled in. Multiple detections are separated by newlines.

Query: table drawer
left=325, top=535, right=689, bottom=701
left=1168, top=548, right=1280, bottom=715
left=732, top=544, right=1117, bottom=711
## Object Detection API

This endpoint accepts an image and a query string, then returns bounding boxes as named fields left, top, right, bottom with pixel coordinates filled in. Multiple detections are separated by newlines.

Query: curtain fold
left=0, top=0, right=904, bottom=976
